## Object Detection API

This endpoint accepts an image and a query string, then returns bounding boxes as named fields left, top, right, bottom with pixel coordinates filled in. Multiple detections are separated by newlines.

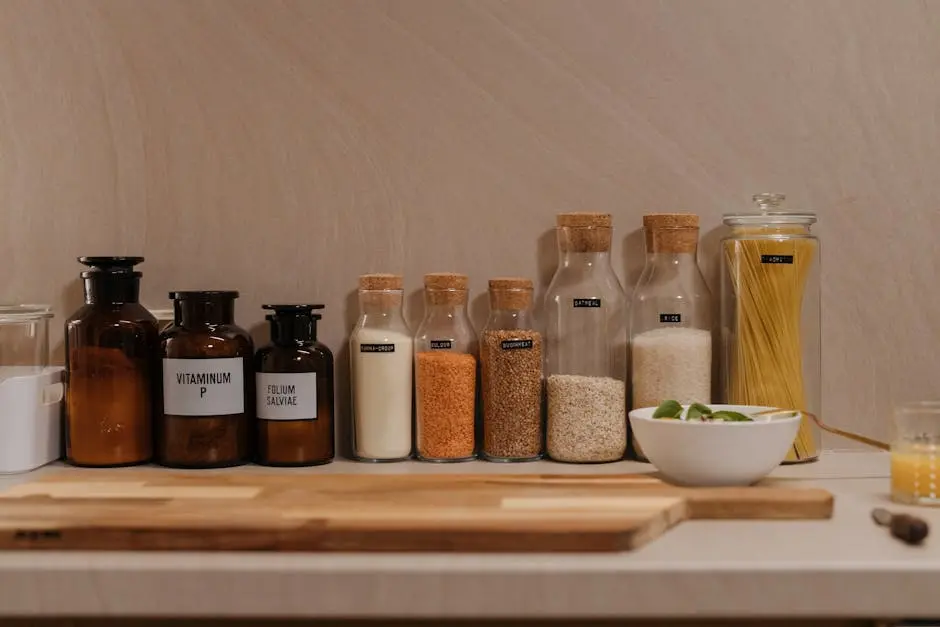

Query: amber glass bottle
left=65, top=257, right=157, bottom=467
left=255, top=304, right=334, bottom=466
left=159, top=291, right=253, bottom=468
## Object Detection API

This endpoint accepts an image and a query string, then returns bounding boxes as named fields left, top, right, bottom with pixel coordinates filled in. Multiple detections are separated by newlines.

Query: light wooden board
left=0, top=472, right=833, bottom=552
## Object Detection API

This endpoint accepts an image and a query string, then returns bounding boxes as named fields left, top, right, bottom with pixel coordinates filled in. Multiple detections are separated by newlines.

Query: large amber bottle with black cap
left=65, top=256, right=158, bottom=467
left=254, top=304, right=334, bottom=466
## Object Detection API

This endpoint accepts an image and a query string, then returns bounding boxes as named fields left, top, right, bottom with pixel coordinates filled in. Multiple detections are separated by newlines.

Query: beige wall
left=0, top=0, right=934, bottom=447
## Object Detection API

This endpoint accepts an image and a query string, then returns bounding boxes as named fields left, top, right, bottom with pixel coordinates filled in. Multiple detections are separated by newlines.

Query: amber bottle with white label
left=158, top=291, right=253, bottom=468
left=254, top=304, right=334, bottom=466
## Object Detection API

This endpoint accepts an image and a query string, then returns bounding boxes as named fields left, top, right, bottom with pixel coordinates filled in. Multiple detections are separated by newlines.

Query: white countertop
left=0, top=451, right=935, bottom=620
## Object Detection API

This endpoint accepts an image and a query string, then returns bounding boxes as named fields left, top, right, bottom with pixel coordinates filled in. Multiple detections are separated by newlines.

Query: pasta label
left=760, top=254, right=794, bottom=264
left=659, top=313, right=681, bottom=323
left=572, top=298, right=602, bottom=308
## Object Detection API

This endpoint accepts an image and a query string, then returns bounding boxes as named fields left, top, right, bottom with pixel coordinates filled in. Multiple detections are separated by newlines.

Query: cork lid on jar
left=359, top=273, right=403, bottom=291
left=424, top=272, right=469, bottom=305
left=643, top=213, right=700, bottom=254
left=556, top=212, right=613, bottom=253
left=488, top=277, right=534, bottom=310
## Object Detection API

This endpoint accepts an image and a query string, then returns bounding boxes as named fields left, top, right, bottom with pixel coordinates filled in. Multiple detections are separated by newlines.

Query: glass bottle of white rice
left=629, top=214, right=713, bottom=461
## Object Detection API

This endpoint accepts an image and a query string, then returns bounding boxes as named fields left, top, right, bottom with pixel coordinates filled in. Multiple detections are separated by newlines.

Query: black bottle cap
left=79, top=256, right=144, bottom=278
left=78, top=256, right=145, bottom=304
left=263, top=304, right=324, bottom=345
left=169, top=290, right=240, bottom=301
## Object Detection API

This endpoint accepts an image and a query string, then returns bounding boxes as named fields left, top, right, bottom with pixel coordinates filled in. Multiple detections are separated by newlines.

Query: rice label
left=430, top=340, right=453, bottom=350
left=572, top=298, right=602, bottom=308
left=256, top=372, right=317, bottom=421
left=659, top=313, right=681, bottom=323
left=500, top=339, right=534, bottom=350
left=163, top=358, right=244, bottom=417
left=359, top=343, right=395, bottom=353
left=760, top=254, right=794, bottom=264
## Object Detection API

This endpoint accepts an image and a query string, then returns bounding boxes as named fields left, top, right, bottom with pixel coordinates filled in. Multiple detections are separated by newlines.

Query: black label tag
left=659, top=313, right=681, bottom=323
left=573, top=298, right=602, bottom=308
left=359, top=343, right=395, bottom=353
left=760, top=254, right=794, bottom=264
left=500, top=339, right=533, bottom=350
left=430, top=340, right=453, bottom=350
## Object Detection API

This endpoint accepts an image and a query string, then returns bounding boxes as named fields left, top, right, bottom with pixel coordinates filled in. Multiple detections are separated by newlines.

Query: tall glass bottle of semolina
left=414, top=273, right=477, bottom=462
left=350, top=274, right=413, bottom=462
left=480, top=278, right=543, bottom=462
left=544, top=213, right=628, bottom=463
left=629, top=214, right=712, bottom=461
left=720, top=193, right=821, bottom=463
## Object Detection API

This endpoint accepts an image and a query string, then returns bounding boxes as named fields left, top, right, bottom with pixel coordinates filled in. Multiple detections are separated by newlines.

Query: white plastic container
left=0, top=305, right=62, bottom=474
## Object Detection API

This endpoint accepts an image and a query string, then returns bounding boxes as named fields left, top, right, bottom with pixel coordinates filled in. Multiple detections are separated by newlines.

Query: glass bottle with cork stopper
left=414, top=272, right=477, bottom=462
left=629, top=213, right=712, bottom=461
left=255, top=304, right=334, bottom=466
left=480, top=277, right=543, bottom=462
left=544, top=213, right=628, bottom=463
left=720, top=193, right=821, bottom=463
left=350, top=274, right=413, bottom=462
left=65, top=256, right=158, bottom=467
left=159, top=290, right=253, bottom=468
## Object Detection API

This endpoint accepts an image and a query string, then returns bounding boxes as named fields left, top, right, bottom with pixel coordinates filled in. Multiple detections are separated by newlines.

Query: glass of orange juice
left=892, top=402, right=940, bottom=506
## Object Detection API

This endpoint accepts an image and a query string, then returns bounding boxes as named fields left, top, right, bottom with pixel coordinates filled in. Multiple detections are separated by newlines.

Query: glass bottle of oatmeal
left=255, top=304, right=334, bottom=466
left=159, top=291, right=253, bottom=468
left=414, top=273, right=477, bottom=462
left=544, top=213, right=628, bottom=463
left=65, top=256, right=158, bottom=467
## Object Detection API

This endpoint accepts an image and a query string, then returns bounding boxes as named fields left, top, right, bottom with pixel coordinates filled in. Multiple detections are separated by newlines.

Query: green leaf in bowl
left=710, top=410, right=754, bottom=422
left=686, top=402, right=713, bottom=421
left=652, top=400, right=683, bottom=419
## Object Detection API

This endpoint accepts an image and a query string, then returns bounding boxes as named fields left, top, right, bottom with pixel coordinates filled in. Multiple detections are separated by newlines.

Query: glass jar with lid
left=720, top=193, right=821, bottom=463
left=350, top=274, right=413, bottom=462
left=480, top=277, right=543, bottom=462
left=159, top=290, right=253, bottom=468
left=544, top=213, right=628, bottom=463
left=414, top=272, right=477, bottom=462
left=629, top=213, right=712, bottom=461
left=65, top=257, right=158, bottom=467
left=0, top=305, right=62, bottom=474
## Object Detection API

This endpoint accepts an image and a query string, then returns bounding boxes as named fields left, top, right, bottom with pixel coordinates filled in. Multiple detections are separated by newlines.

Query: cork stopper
left=424, top=272, right=469, bottom=306
left=488, top=277, right=534, bottom=310
left=556, top=212, right=613, bottom=253
left=643, top=213, right=700, bottom=254
left=359, top=273, right=403, bottom=291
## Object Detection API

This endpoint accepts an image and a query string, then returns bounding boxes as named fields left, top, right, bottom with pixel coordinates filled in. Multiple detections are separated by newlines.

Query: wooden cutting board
left=0, top=471, right=833, bottom=552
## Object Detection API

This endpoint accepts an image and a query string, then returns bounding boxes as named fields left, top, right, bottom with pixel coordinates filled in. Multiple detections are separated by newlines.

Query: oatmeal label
left=430, top=340, right=453, bottom=350
left=359, top=343, right=396, bottom=353
left=573, top=298, right=602, bottom=308
left=760, top=254, right=794, bottom=264
left=256, top=372, right=318, bottom=421
left=501, top=339, right=534, bottom=350
left=163, top=358, right=244, bottom=416
left=659, top=313, right=682, bottom=323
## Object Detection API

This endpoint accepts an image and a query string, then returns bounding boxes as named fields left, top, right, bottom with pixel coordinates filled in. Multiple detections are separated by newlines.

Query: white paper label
left=256, top=372, right=318, bottom=421
left=163, top=358, right=245, bottom=416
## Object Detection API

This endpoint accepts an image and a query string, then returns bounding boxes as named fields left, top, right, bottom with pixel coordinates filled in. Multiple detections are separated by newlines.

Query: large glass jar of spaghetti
left=414, top=273, right=477, bottom=462
left=720, top=193, right=821, bottom=463
left=544, top=213, right=628, bottom=463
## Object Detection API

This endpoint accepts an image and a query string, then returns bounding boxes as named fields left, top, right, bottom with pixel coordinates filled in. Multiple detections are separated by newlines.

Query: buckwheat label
left=760, top=254, right=794, bottom=264
left=573, top=298, right=602, bottom=308
left=659, top=313, right=682, bottom=323
left=163, top=358, right=244, bottom=416
left=359, top=343, right=395, bottom=353
left=256, top=372, right=318, bottom=421
left=501, top=339, right=534, bottom=350
left=430, top=340, right=453, bottom=350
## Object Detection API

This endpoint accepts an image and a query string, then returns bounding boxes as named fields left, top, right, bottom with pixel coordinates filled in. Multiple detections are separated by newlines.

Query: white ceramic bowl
left=628, top=404, right=802, bottom=487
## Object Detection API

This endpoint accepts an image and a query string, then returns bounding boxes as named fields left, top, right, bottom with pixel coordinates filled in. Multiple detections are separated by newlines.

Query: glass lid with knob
left=723, top=193, right=817, bottom=227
